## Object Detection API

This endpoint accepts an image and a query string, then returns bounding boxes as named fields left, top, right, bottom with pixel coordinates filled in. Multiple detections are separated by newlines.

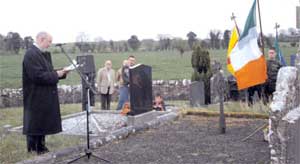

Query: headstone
left=291, top=54, right=296, bottom=66
left=227, top=75, right=239, bottom=101
left=210, top=71, right=227, bottom=104
left=189, top=81, right=205, bottom=107
left=127, top=110, right=160, bottom=126
left=211, top=60, right=222, bottom=75
left=129, top=64, right=153, bottom=115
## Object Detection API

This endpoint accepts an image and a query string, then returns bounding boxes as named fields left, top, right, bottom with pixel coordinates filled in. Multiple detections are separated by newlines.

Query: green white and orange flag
left=228, top=0, right=267, bottom=90
left=227, top=26, right=239, bottom=75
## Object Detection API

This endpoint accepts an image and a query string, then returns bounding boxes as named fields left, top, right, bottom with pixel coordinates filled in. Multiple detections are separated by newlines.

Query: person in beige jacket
left=97, top=60, right=115, bottom=110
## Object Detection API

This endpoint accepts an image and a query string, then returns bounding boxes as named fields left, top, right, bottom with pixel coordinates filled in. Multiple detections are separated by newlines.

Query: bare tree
left=209, top=30, right=221, bottom=49
left=157, top=34, right=172, bottom=51
left=187, top=31, right=197, bottom=49
left=0, top=34, right=5, bottom=50
left=94, top=36, right=106, bottom=53
left=75, top=32, right=91, bottom=53
left=172, top=37, right=189, bottom=57
left=141, top=39, right=155, bottom=51
left=223, top=30, right=231, bottom=49
left=24, top=36, right=34, bottom=50
left=109, top=40, right=114, bottom=52
left=5, top=32, right=22, bottom=54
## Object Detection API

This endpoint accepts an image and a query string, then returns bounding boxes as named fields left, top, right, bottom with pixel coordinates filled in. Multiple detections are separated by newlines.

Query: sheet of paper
left=65, top=60, right=81, bottom=71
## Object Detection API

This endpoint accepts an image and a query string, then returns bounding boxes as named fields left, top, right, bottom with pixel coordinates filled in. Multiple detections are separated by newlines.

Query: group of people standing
left=96, top=55, right=136, bottom=110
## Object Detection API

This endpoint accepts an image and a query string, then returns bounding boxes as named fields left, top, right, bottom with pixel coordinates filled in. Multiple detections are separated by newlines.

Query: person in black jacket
left=264, top=47, right=282, bottom=102
left=22, top=32, right=69, bottom=154
left=122, top=55, right=136, bottom=86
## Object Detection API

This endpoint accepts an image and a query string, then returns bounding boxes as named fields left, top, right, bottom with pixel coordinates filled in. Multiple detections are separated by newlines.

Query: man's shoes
left=28, top=145, right=49, bottom=155
left=36, top=146, right=49, bottom=155
left=26, top=135, right=49, bottom=155
left=27, top=146, right=36, bottom=153
left=27, top=135, right=37, bottom=153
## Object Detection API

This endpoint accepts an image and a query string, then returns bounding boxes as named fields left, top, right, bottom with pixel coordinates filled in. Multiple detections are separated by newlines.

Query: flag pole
left=231, top=13, right=240, bottom=35
left=257, top=0, right=268, bottom=104
left=257, top=0, right=265, bottom=56
left=275, top=23, right=280, bottom=40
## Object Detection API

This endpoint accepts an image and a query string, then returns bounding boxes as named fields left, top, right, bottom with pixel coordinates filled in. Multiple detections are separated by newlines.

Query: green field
left=0, top=46, right=297, bottom=89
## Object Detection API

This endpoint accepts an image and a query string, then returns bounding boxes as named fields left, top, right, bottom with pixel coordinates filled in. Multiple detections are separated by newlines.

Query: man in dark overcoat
left=22, top=32, right=69, bottom=154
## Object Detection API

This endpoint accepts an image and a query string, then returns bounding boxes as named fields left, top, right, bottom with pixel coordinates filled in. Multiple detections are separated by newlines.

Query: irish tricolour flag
left=229, top=0, right=267, bottom=90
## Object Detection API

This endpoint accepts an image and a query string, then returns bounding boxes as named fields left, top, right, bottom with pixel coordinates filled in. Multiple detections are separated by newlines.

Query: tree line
left=0, top=27, right=299, bottom=55
left=74, top=31, right=231, bottom=55
left=0, top=32, right=33, bottom=54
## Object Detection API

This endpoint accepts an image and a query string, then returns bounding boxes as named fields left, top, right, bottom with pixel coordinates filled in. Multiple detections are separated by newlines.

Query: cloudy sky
left=0, top=0, right=298, bottom=43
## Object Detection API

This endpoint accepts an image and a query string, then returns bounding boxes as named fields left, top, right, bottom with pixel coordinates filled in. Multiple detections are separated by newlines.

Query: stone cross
left=210, top=61, right=227, bottom=133
left=217, top=71, right=226, bottom=134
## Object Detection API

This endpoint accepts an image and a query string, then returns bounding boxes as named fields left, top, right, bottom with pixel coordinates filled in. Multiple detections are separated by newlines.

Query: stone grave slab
left=9, top=110, right=127, bottom=137
left=189, top=81, right=205, bottom=107
left=129, top=64, right=153, bottom=115
left=127, top=110, right=164, bottom=126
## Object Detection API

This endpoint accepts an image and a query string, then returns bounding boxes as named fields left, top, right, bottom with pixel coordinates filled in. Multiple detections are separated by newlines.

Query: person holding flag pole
left=263, top=23, right=284, bottom=102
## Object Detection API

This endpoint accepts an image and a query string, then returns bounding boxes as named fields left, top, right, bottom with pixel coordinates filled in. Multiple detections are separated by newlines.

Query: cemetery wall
left=0, top=79, right=191, bottom=108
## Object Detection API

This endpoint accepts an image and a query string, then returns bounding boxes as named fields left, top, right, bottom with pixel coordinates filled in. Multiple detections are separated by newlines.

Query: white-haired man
left=22, top=32, right=69, bottom=154
left=97, top=60, right=115, bottom=110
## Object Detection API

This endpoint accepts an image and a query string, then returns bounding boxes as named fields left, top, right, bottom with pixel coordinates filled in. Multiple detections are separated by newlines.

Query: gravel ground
left=58, top=115, right=269, bottom=164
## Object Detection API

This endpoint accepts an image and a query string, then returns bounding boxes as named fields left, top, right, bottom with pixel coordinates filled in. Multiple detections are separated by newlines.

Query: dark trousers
left=247, top=85, right=263, bottom=105
left=101, top=87, right=111, bottom=110
left=26, top=135, right=46, bottom=152
left=264, top=83, right=275, bottom=103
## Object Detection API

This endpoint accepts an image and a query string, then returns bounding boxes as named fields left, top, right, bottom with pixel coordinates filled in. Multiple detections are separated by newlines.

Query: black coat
left=22, top=45, right=65, bottom=135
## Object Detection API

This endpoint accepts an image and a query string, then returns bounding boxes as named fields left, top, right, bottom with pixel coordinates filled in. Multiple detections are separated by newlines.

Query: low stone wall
left=269, top=66, right=300, bottom=164
left=0, top=88, right=23, bottom=108
left=0, top=80, right=192, bottom=108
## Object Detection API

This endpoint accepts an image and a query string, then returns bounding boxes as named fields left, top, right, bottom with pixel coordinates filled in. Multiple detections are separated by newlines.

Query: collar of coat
left=31, top=45, right=50, bottom=56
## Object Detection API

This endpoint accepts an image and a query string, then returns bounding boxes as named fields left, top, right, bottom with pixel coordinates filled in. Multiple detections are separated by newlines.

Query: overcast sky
left=0, top=0, right=298, bottom=43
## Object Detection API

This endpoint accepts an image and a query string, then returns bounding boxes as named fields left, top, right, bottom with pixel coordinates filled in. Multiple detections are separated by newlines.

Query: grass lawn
left=0, top=50, right=194, bottom=88
left=0, top=104, right=83, bottom=164
left=0, top=46, right=297, bottom=89
left=0, top=100, right=269, bottom=164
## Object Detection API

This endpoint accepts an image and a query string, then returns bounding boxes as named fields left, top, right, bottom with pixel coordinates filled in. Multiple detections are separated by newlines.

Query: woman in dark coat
left=22, top=32, right=68, bottom=154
